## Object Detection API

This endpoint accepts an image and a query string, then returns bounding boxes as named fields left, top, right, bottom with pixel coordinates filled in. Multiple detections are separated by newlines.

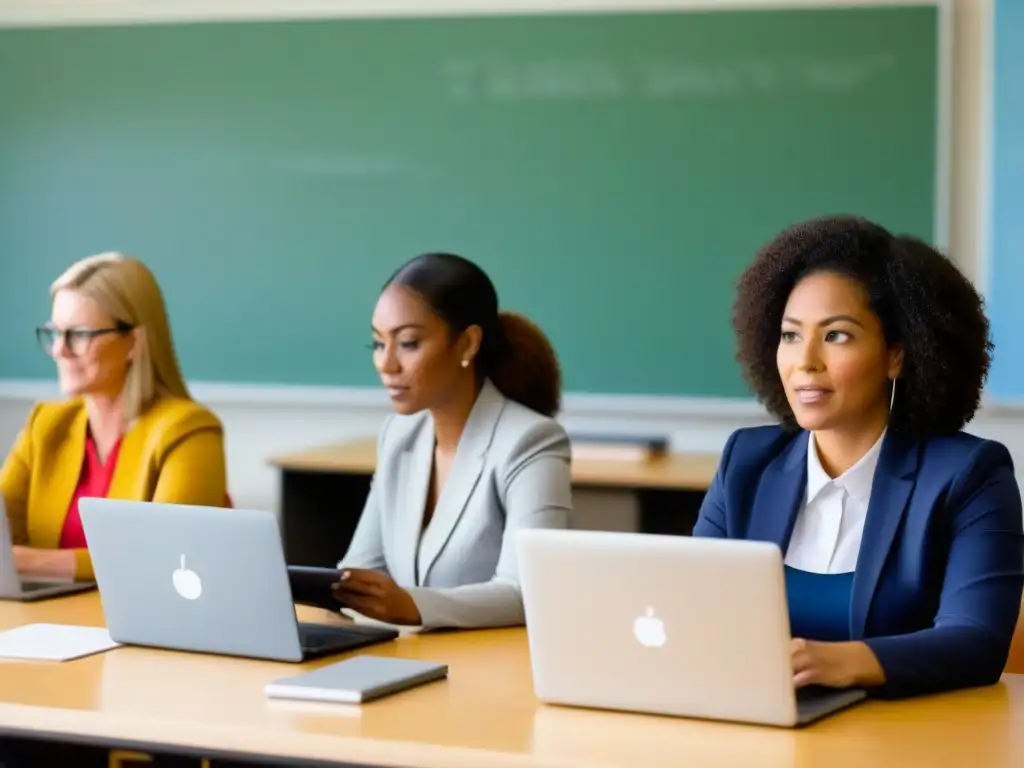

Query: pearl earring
left=461, top=359, right=470, bottom=368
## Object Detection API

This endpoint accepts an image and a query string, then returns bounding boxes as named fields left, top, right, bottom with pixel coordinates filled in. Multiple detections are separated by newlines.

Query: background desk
left=1, top=593, right=1023, bottom=768
left=268, top=438, right=721, bottom=567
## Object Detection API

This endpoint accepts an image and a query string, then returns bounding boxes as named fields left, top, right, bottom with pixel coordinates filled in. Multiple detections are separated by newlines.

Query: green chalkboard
left=0, top=5, right=940, bottom=396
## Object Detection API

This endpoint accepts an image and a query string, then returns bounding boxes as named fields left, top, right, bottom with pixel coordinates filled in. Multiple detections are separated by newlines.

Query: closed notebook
left=264, top=655, right=448, bottom=703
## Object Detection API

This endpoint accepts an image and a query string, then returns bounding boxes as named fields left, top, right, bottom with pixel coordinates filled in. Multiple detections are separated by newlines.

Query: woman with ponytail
left=332, top=253, right=572, bottom=629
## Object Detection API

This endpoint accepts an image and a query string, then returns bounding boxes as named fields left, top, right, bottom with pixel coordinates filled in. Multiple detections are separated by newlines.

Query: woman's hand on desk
left=331, top=568, right=422, bottom=625
left=12, top=546, right=76, bottom=580
left=791, top=638, right=887, bottom=689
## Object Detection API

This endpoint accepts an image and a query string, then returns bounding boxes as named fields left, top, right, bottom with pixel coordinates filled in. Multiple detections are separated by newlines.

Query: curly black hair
left=733, top=215, right=992, bottom=439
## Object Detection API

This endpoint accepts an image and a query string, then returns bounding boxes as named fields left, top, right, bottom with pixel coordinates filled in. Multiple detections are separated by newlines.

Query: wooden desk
left=1, top=593, right=1023, bottom=768
left=269, top=438, right=721, bottom=567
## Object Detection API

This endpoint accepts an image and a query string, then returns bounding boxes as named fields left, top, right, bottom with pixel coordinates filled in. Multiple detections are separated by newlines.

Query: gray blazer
left=338, top=379, right=572, bottom=630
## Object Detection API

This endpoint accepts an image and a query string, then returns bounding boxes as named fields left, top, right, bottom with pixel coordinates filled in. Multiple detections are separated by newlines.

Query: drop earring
left=889, top=378, right=897, bottom=414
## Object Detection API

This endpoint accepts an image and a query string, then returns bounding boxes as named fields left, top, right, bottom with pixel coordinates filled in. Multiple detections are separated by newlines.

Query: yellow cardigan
left=0, top=396, right=228, bottom=580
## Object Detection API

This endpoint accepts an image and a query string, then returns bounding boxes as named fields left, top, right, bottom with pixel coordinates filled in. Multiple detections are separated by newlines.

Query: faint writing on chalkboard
left=444, top=56, right=624, bottom=101
left=441, top=53, right=896, bottom=103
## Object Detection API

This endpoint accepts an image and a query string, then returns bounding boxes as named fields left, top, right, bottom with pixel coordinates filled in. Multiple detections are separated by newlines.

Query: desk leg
left=637, top=489, right=705, bottom=536
left=280, top=470, right=372, bottom=567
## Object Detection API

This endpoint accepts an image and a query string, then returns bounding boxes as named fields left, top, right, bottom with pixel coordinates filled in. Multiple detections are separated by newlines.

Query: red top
left=59, top=433, right=123, bottom=549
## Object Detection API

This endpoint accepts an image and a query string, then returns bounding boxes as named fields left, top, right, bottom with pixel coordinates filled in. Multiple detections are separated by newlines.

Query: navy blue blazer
left=693, top=425, right=1024, bottom=699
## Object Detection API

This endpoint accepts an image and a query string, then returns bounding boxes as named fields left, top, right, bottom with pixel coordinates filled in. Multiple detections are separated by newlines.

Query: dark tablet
left=288, top=565, right=344, bottom=611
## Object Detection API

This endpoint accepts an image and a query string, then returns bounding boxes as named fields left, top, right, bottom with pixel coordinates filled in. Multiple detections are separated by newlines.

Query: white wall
left=2, top=381, right=1022, bottom=531
left=1, top=0, right=1015, bottom=529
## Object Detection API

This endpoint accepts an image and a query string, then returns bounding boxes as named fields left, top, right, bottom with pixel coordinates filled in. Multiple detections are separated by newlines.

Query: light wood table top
left=268, top=437, right=721, bottom=491
left=1, top=594, right=1023, bottom=767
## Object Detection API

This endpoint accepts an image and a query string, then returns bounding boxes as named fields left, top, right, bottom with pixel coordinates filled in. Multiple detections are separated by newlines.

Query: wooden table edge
left=0, top=703, right=583, bottom=768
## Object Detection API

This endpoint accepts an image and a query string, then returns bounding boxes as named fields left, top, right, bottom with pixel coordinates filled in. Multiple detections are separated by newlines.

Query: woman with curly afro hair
left=694, top=215, right=1023, bottom=700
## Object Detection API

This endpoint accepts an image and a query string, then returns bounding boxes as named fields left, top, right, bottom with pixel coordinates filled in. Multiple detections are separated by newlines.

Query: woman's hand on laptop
left=791, top=638, right=887, bottom=689
left=331, top=568, right=422, bottom=625
left=12, top=546, right=76, bottom=580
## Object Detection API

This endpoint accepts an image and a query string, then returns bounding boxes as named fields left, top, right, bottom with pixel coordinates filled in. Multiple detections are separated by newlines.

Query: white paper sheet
left=0, top=623, right=120, bottom=661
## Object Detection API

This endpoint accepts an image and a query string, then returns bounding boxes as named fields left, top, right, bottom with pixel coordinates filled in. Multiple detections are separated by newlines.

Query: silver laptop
left=78, top=499, right=398, bottom=662
left=516, top=529, right=866, bottom=727
left=0, top=497, right=96, bottom=602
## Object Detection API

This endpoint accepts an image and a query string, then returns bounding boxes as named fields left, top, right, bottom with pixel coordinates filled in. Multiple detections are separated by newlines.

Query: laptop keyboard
left=20, top=581, right=55, bottom=592
left=297, top=622, right=398, bottom=655
left=795, top=684, right=866, bottom=723
left=795, top=685, right=840, bottom=706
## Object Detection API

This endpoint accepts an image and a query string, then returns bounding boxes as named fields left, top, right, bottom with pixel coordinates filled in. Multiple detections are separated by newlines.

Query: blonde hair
left=50, top=252, right=191, bottom=423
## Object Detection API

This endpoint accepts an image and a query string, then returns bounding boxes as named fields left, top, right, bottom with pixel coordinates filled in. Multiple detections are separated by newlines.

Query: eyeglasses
left=36, top=323, right=133, bottom=357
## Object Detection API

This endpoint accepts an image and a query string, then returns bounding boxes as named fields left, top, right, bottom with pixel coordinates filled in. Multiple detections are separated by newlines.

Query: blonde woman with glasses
left=0, top=253, right=229, bottom=582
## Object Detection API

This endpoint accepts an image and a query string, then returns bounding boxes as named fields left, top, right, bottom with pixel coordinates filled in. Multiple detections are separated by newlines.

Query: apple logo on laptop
left=633, top=606, right=666, bottom=648
left=172, top=555, right=202, bottom=600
